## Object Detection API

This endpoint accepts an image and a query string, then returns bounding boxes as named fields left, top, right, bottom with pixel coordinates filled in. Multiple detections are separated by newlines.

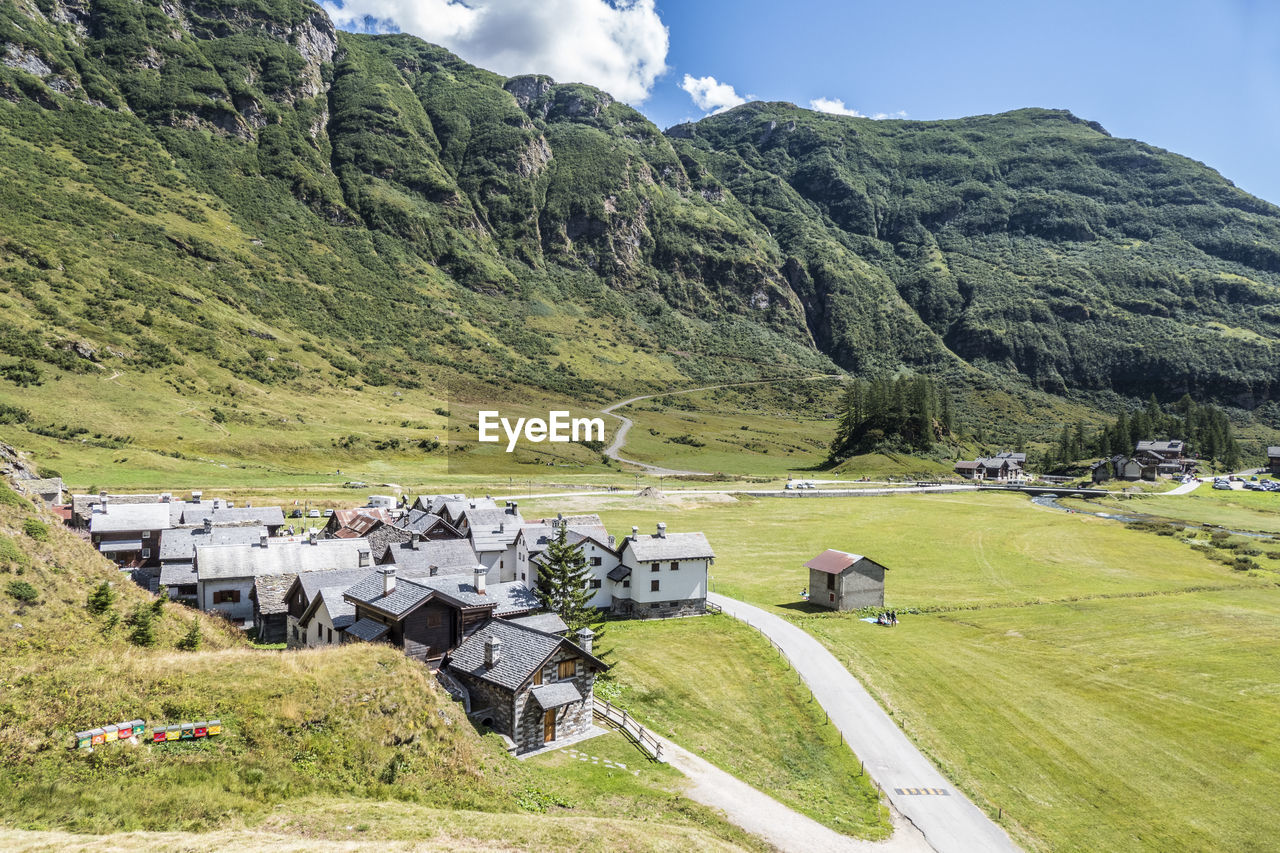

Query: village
left=951, top=439, right=1280, bottom=484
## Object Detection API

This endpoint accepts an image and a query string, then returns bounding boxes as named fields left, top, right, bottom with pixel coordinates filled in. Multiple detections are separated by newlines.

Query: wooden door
left=543, top=709, right=556, bottom=743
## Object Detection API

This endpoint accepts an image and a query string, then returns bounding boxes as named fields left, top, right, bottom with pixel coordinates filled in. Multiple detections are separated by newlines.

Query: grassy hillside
left=0, top=476, right=764, bottom=849
left=2, top=0, right=1280, bottom=481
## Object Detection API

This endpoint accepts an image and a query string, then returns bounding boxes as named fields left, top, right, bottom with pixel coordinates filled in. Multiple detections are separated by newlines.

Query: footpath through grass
left=601, top=614, right=890, bottom=840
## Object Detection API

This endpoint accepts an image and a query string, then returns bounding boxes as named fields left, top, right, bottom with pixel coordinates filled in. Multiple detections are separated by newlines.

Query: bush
left=5, top=580, right=38, bottom=602
left=21, top=518, right=48, bottom=541
left=176, top=620, right=201, bottom=651
left=86, top=580, right=115, bottom=615
left=0, top=534, right=26, bottom=570
left=128, top=605, right=157, bottom=647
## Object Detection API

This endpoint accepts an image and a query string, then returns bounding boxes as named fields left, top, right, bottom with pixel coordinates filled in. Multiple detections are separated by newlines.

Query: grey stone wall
left=610, top=596, right=705, bottom=619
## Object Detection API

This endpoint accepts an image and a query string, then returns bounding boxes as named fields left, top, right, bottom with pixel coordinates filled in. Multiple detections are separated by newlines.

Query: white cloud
left=809, top=97, right=906, bottom=120
left=322, top=0, right=670, bottom=104
left=680, top=74, right=748, bottom=114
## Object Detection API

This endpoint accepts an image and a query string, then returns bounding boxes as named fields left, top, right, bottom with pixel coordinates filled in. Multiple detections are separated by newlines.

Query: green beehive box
left=74, top=730, right=92, bottom=749
left=180, top=723, right=194, bottom=740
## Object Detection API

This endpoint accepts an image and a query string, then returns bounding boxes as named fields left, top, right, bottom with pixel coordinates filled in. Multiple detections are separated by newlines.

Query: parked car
left=307, top=509, right=321, bottom=518
left=289, top=509, right=302, bottom=518
left=322, top=508, right=334, bottom=517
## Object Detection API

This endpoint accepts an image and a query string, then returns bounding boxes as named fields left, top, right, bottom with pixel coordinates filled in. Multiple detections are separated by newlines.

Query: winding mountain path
left=708, top=593, right=1021, bottom=853
left=601, top=375, right=843, bottom=476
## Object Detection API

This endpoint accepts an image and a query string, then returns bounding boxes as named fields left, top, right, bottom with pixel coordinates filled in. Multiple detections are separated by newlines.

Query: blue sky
left=326, top=0, right=1280, bottom=204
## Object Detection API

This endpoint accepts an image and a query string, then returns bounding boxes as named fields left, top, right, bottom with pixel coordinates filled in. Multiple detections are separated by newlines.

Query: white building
left=610, top=523, right=713, bottom=619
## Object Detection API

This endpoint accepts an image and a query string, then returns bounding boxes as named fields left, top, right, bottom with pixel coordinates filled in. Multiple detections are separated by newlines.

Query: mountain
left=2, top=0, right=1280, bottom=447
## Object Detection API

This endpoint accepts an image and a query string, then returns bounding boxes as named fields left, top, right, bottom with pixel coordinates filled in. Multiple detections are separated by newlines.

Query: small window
left=588, top=579, right=602, bottom=590
left=651, top=562, right=660, bottom=572
left=669, top=561, right=679, bottom=570
left=141, top=531, right=151, bottom=539
left=327, top=628, right=332, bottom=643
left=649, top=602, right=659, bottom=609
left=622, top=580, right=630, bottom=588
left=591, top=556, right=602, bottom=566
left=650, top=579, right=660, bottom=592
left=826, top=573, right=835, bottom=591
left=558, top=659, right=576, bottom=679
left=213, top=589, right=240, bottom=604
left=141, top=548, right=151, bottom=559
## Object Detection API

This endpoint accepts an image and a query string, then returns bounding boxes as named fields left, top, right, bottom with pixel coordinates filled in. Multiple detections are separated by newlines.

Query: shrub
left=128, top=605, right=157, bottom=647
left=176, top=620, right=201, bottom=651
left=0, top=483, right=32, bottom=510
left=21, top=518, right=48, bottom=541
left=5, top=580, right=38, bottom=603
left=0, top=534, right=26, bottom=570
left=86, top=580, right=116, bottom=615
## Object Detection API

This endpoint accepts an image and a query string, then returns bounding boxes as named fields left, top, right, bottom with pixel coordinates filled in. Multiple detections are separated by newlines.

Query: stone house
left=806, top=549, right=888, bottom=611
left=442, top=618, right=607, bottom=754
left=342, top=566, right=539, bottom=663
left=89, top=499, right=173, bottom=568
left=283, top=566, right=378, bottom=648
left=158, top=519, right=269, bottom=603
left=609, top=523, right=713, bottom=618
left=194, top=534, right=372, bottom=629
left=1269, top=446, right=1280, bottom=476
left=376, top=537, right=480, bottom=577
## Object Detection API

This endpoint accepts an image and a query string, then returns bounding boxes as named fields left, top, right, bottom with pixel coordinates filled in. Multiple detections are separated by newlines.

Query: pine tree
left=87, top=581, right=115, bottom=615
left=176, top=620, right=202, bottom=651
left=129, top=605, right=157, bottom=647
left=536, top=524, right=595, bottom=630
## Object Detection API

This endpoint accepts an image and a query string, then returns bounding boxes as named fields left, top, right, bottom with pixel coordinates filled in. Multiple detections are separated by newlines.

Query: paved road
left=601, top=375, right=843, bottom=476
left=659, top=735, right=931, bottom=853
left=709, top=593, right=1021, bottom=853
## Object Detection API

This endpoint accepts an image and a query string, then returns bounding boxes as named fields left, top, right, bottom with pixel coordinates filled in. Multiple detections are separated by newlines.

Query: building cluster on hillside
left=953, top=451, right=1026, bottom=481
left=1091, top=439, right=1198, bottom=483
left=60, top=488, right=715, bottom=754
left=1269, top=446, right=1280, bottom=476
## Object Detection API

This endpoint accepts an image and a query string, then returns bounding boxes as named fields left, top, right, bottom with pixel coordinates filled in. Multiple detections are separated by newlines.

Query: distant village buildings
left=954, top=451, right=1026, bottom=481
left=1093, top=440, right=1197, bottom=483
left=1268, top=446, right=1280, bottom=476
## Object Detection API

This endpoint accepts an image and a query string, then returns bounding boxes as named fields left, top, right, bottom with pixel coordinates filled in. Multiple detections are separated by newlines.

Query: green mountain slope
left=1, top=0, right=1279, bottom=470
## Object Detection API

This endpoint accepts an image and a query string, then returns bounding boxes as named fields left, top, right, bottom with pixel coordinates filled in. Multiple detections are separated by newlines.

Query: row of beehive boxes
left=74, top=720, right=221, bottom=748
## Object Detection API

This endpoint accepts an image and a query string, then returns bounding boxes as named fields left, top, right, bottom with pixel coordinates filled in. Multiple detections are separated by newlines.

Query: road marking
left=894, top=787, right=950, bottom=796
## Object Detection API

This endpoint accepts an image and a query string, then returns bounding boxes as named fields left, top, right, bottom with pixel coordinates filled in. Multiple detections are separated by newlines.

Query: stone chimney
left=429, top=564, right=438, bottom=577
left=358, top=548, right=371, bottom=567
left=259, top=534, right=268, bottom=548
left=656, top=522, right=666, bottom=538
left=631, top=525, right=638, bottom=539
left=203, top=517, right=213, bottom=534
left=473, top=564, right=487, bottom=595
left=410, top=536, right=420, bottom=550
left=99, top=494, right=108, bottom=513
left=608, top=534, right=616, bottom=549
left=379, top=567, right=395, bottom=596
left=484, top=635, right=501, bottom=668
left=576, top=626, right=594, bottom=655
left=161, top=493, right=171, bottom=503
left=308, top=529, right=317, bottom=545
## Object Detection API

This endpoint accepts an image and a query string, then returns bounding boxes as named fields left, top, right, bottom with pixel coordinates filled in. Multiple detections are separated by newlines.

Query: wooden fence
left=593, top=698, right=666, bottom=762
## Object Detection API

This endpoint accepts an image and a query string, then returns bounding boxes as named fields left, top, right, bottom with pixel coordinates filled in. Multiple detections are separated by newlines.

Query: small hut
left=805, top=549, right=888, bottom=611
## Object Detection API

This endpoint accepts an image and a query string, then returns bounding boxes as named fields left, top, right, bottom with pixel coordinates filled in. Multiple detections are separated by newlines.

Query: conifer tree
left=86, top=580, right=115, bottom=615
left=129, top=604, right=157, bottom=647
left=536, top=524, right=594, bottom=630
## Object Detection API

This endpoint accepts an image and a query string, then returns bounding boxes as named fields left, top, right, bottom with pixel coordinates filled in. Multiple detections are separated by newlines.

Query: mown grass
left=548, top=489, right=1277, bottom=851
left=602, top=614, right=890, bottom=839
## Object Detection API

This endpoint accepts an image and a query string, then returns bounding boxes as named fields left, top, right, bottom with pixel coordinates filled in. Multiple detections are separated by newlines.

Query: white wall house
left=610, top=523, right=713, bottom=619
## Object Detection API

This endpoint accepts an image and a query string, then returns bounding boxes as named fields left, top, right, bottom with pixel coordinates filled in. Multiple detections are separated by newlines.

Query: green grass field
left=601, top=614, right=889, bottom=839
left=1079, top=485, right=1280, bottom=534
left=518, top=490, right=1277, bottom=852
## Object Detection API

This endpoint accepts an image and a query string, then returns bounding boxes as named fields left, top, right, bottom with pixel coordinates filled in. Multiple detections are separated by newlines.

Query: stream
left=1030, top=494, right=1274, bottom=539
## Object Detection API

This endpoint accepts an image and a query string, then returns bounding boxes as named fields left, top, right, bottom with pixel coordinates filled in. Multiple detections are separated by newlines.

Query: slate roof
left=607, top=565, right=631, bottom=582
left=159, top=525, right=268, bottom=562
left=346, top=617, right=390, bottom=642
left=296, top=566, right=382, bottom=609
left=1268, top=446, right=1280, bottom=458
left=465, top=506, right=524, bottom=552
left=159, top=561, right=197, bottom=587
left=446, top=619, right=603, bottom=691
left=253, top=572, right=297, bottom=616
left=99, top=539, right=144, bottom=553
left=530, top=681, right=582, bottom=709
left=73, top=493, right=162, bottom=521
left=624, top=531, right=714, bottom=562
left=507, top=612, right=569, bottom=635
left=344, top=571, right=538, bottom=618
left=441, top=497, right=497, bottom=524
left=196, top=537, right=371, bottom=581
left=381, top=538, right=479, bottom=575
left=90, top=503, right=173, bottom=534
left=400, top=509, right=464, bottom=538
left=1136, top=440, right=1185, bottom=454
left=18, top=477, right=62, bottom=501
left=312, top=585, right=357, bottom=629
left=804, top=549, right=883, bottom=574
